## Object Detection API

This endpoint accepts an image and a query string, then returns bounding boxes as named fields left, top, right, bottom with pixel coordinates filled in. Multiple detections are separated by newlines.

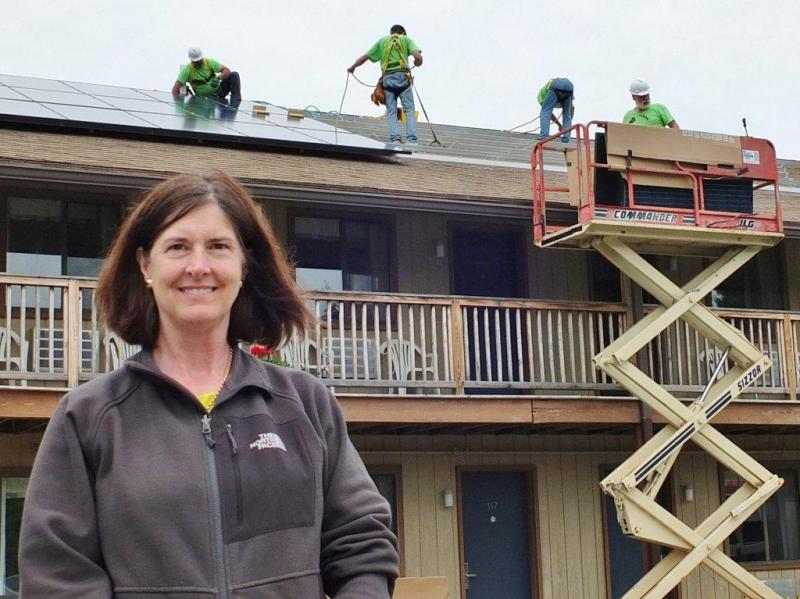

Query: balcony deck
left=0, top=276, right=797, bottom=427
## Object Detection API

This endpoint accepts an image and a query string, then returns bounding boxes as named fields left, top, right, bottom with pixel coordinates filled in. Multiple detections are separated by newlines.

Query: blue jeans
left=383, top=71, right=416, bottom=142
left=539, top=77, right=574, bottom=141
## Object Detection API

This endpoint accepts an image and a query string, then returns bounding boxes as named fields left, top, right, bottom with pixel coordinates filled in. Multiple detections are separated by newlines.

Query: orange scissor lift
left=532, top=122, right=785, bottom=599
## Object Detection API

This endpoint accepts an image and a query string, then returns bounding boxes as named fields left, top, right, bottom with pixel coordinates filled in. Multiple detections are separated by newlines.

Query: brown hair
left=96, top=170, right=313, bottom=349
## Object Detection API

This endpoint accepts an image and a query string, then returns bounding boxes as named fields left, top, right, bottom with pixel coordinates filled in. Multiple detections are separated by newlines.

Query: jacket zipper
left=201, top=414, right=231, bottom=599
left=226, top=423, right=244, bottom=525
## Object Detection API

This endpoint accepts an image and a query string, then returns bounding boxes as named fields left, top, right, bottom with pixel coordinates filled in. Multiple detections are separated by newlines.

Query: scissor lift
left=532, top=122, right=785, bottom=599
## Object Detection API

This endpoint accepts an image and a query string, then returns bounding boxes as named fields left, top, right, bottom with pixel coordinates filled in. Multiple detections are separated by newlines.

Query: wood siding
left=353, top=434, right=800, bottom=599
left=356, top=433, right=632, bottom=599
left=0, top=433, right=40, bottom=469
left=5, top=431, right=800, bottom=597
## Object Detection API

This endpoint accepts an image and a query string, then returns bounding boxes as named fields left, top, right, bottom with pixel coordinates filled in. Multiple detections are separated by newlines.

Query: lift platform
left=533, top=121, right=783, bottom=257
left=532, top=122, right=785, bottom=599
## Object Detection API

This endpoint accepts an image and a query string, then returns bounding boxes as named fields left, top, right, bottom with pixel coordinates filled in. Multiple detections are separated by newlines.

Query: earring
left=145, top=278, right=153, bottom=288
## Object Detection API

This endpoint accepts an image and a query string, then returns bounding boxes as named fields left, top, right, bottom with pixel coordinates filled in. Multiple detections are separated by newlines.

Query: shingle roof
left=315, top=112, right=559, bottom=166
left=315, top=112, right=800, bottom=190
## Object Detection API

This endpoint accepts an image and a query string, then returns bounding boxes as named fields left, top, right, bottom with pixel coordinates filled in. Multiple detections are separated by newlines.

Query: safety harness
left=544, top=78, right=572, bottom=107
left=187, top=59, right=220, bottom=94
left=380, top=34, right=412, bottom=94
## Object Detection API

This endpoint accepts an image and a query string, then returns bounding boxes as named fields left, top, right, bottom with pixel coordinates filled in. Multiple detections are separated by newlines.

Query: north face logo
left=249, top=432, right=287, bottom=452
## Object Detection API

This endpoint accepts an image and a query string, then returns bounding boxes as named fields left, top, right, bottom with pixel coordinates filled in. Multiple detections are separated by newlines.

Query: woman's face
left=137, top=202, right=245, bottom=338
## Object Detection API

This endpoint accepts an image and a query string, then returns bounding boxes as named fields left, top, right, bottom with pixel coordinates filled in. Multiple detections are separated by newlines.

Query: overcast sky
left=3, top=0, right=799, bottom=159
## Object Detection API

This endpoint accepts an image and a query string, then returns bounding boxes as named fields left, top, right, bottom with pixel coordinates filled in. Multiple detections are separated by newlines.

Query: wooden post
left=450, top=299, right=465, bottom=395
left=783, top=315, right=797, bottom=401
left=621, top=270, right=662, bottom=570
left=66, top=280, right=82, bottom=388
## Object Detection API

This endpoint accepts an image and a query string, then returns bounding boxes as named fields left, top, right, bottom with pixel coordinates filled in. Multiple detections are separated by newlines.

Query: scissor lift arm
left=532, top=123, right=786, bottom=598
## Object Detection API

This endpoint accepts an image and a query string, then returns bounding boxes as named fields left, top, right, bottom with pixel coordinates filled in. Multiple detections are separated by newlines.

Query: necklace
left=208, top=347, right=234, bottom=411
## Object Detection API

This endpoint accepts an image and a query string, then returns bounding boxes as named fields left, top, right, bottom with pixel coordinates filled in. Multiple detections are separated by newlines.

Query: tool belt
left=371, top=71, right=412, bottom=105
left=370, top=78, right=385, bottom=106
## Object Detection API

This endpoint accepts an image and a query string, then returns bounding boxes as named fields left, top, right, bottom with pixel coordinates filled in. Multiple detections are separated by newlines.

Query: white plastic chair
left=103, top=332, right=141, bottom=371
left=279, top=337, right=318, bottom=373
left=380, top=339, right=435, bottom=394
left=0, top=327, right=29, bottom=372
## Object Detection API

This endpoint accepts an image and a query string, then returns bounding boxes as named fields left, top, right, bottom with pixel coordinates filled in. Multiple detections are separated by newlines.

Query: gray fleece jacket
left=19, top=349, right=398, bottom=598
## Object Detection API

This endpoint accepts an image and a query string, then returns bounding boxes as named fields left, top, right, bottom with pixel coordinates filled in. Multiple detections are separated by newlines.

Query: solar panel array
left=0, top=74, right=395, bottom=155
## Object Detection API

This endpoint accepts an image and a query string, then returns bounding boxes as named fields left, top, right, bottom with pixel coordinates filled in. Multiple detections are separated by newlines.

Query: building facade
left=1, top=82, right=800, bottom=598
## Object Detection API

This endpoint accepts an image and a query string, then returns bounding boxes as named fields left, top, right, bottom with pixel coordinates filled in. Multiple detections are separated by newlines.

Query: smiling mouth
left=179, top=287, right=217, bottom=295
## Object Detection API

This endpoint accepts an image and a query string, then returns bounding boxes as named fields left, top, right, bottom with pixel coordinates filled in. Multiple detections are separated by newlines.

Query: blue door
left=605, top=490, right=645, bottom=598
left=451, top=228, right=524, bottom=393
left=461, top=471, right=533, bottom=598
left=602, top=467, right=677, bottom=599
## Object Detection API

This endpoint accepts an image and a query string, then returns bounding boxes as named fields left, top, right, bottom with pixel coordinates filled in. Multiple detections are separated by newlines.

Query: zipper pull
left=201, top=414, right=216, bottom=448
left=225, top=423, right=239, bottom=454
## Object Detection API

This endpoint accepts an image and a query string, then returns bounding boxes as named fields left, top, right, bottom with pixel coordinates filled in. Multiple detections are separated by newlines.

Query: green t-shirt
left=623, top=103, right=675, bottom=127
left=537, top=80, right=552, bottom=105
left=176, top=58, right=224, bottom=96
left=365, top=34, right=421, bottom=73
left=537, top=79, right=571, bottom=107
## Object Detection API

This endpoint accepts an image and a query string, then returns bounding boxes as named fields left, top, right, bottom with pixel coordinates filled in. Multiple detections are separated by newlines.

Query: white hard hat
left=630, top=79, right=651, bottom=96
left=187, top=47, right=204, bottom=61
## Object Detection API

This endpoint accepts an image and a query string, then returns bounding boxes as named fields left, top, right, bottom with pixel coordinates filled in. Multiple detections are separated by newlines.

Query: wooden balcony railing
left=0, top=276, right=797, bottom=400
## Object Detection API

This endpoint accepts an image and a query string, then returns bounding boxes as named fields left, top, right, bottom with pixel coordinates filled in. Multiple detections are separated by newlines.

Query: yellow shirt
left=197, top=391, right=216, bottom=413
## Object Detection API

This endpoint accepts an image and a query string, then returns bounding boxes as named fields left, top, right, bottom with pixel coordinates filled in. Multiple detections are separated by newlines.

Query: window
left=711, top=245, right=785, bottom=310
left=1, top=478, right=26, bottom=596
left=367, top=466, right=403, bottom=574
left=292, top=216, right=390, bottom=292
left=6, top=197, right=118, bottom=277
left=65, top=202, right=118, bottom=277
left=590, top=251, right=621, bottom=303
left=369, top=471, right=399, bottom=537
left=723, top=468, right=800, bottom=563
left=6, top=198, right=62, bottom=277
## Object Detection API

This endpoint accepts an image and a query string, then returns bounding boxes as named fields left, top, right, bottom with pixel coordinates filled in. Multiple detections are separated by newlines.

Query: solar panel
left=0, top=87, right=29, bottom=101
left=17, top=88, right=117, bottom=108
left=0, top=98, right=62, bottom=119
left=0, top=74, right=397, bottom=156
left=94, top=96, right=188, bottom=116
left=0, top=74, right=75, bottom=92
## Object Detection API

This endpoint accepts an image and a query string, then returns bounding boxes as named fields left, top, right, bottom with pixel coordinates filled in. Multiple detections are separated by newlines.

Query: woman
left=19, top=171, right=399, bottom=598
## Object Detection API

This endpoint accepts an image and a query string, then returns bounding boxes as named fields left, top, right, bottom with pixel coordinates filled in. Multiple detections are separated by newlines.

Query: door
left=451, top=228, right=522, bottom=299
left=602, top=467, right=678, bottom=599
left=604, top=488, right=645, bottom=598
left=460, top=471, right=533, bottom=598
left=451, top=227, right=525, bottom=390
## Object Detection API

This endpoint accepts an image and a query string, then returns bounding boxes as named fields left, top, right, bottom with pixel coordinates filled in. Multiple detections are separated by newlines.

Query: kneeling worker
left=172, top=47, right=242, bottom=105
left=624, top=79, right=678, bottom=129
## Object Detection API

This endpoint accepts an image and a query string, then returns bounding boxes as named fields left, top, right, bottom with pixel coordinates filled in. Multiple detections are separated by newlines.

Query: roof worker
left=624, top=79, right=679, bottom=129
left=172, top=47, right=242, bottom=106
left=348, top=25, right=423, bottom=145
left=537, top=78, right=575, bottom=142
